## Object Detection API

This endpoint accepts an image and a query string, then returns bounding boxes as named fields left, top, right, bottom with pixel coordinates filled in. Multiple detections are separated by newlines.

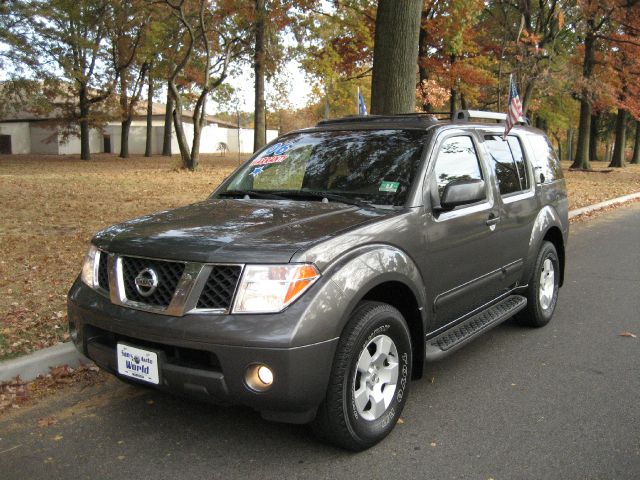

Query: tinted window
left=433, top=136, right=483, bottom=199
left=528, top=134, right=563, bottom=183
left=484, top=135, right=525, bottom=195
left=222, top=130, right=427, bottom=206
left=507, top=136, right=529, bottom=190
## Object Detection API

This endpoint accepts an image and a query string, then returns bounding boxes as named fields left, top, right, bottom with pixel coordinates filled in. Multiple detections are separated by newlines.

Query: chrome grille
left=196, top=265, right=242, bottom=310
left=97, top=251, right=110, bottom=292
left=121, top=256, right=185, bottom=308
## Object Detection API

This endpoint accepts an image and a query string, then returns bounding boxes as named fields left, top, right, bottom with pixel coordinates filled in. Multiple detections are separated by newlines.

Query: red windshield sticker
left=251, top=155, right=288, bottom=166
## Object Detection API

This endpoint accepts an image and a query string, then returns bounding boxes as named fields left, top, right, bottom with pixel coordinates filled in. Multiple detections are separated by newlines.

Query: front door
left=424, top=132, right=504, bottom=330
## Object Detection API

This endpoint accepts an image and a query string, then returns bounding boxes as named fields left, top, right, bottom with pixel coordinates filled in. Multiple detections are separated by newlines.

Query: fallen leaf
left=37, top=416, right=58, bottom=428
left=397, top=418, right=404, bottom=424
left=430, top=442, right=437, bottom=447
left=619, top=332, right=637, bottom=338
left=52, top=435, right=63, bottom=441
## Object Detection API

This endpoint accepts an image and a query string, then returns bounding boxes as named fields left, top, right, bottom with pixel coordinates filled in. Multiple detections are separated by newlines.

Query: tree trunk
left=609, top=108, right=627, bottom=168
left=553, top=134, right=562, bottom=161
left=253, top=0, right=266, bottom=152
left=79, top=84, right=90, bottom=161
left=120, top=119, right=132, bottom=158
left=567, top=128, right=573, bottom=163
left=145, top=74, right=153, bottom=157
left=521, top=80, right=535, bottom=115
left=632, top=120, right=640, bottom=165
left=417, top=18, right=430, bottom=112
left=589, top=112, right=599, bottom=161
left=571, top=30, right=595, bottom=170
left=370, top=0, right=422, bottom=114
left=119, top=75, right=129, bottom=158
left=449, top=89, right=457, bottom=117
left=162, top=88, right=174, bottom=156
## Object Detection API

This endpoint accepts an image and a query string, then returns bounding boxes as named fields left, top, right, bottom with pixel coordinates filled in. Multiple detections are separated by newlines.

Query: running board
left=424, top=295, right=527, bottom=361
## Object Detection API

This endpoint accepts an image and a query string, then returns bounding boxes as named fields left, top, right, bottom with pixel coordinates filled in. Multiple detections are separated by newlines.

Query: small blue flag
left=358, top=89, right=368, bottom=116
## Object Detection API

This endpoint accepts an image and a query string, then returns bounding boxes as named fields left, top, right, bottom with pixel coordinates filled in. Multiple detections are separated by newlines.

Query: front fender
left=301, top=244, right=428, bottom=343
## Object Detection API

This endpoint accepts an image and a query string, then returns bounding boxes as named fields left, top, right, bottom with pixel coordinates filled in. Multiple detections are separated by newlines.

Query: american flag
left=504, top=75, right=524, bottom=138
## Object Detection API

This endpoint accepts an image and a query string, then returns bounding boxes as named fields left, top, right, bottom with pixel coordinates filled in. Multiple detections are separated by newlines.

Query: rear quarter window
left=528, top=134, right=563, bottom=184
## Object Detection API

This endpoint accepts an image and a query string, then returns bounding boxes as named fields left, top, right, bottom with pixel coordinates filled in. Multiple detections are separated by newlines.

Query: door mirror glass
left=440, top=179, right=486, bottom=211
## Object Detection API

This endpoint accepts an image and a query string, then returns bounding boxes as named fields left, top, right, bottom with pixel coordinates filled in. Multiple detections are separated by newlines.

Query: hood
left=93, top=198, right=393, bottom=264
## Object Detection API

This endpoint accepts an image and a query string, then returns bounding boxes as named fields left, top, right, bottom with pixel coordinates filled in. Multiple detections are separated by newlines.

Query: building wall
left=226, top=128, right=279, bottom=154
left=104, top=121, right=167, bottom=155
left=58, top=128, right=102, bottom=155
left=29, top=125, right=59, bottom=154
left=0, top=122, right=31, bottom=154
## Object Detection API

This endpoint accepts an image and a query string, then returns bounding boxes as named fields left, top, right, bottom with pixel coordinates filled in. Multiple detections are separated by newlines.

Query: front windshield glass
left=219, top=129, right=428, bottom=206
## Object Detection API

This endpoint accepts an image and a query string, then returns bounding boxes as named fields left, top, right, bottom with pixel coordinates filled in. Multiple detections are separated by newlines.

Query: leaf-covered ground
left=0, top=155, right=639, bottom=360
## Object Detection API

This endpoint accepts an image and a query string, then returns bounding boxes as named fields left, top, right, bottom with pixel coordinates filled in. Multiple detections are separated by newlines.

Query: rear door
left=479, top=130, right=539, bottom=291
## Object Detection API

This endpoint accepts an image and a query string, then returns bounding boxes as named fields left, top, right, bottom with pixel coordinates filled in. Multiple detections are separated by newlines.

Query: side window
left=484, top=135, right=527, bottom=195
left=433, top=136, right=484, bottom=201
left=528, top=134, right=563, bottom=184
left=507, top=136, right=529, bottom=190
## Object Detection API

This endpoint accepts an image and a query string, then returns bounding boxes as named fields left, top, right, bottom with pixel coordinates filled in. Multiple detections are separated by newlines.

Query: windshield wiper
left=217, top=190, right=288, bottom=200
left=272, top=190, right=376, bottom=210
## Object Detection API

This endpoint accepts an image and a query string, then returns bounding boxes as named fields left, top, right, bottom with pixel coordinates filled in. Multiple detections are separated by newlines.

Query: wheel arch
left=543, top=226, right=565, bottom=286
left=361, top=281, right=425, bottom=379
left=525, top=206, right=567, bottom=287
left=326, top=245, right=428, bottom=380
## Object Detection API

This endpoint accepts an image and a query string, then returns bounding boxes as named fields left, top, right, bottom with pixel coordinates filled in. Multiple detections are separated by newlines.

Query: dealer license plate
left=117, top=343, right=159, bottom=385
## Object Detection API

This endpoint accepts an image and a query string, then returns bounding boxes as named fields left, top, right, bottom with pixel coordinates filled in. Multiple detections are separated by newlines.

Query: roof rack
left=454, top=109, right=530, bottom=126
left=315, top=110, right=530, bottom=127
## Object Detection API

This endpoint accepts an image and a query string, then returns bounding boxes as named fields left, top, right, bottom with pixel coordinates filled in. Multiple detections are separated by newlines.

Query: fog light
left=257, top=365, right=273, bottom=385
left=245, top=364, right=274, bottom=392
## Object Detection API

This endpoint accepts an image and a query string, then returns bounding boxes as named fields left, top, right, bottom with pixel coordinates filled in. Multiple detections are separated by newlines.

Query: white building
left=0, top=102, right=278, bottom=156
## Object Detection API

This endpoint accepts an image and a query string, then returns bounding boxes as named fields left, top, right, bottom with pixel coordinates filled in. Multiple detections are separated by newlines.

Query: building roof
left=0, top=81, right=238, bottom=129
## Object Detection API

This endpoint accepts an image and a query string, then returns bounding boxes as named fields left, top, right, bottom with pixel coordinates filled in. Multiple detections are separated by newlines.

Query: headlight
left=80, top=245, right=101, bottom=289
left=232, top=264, right=320, bottom=313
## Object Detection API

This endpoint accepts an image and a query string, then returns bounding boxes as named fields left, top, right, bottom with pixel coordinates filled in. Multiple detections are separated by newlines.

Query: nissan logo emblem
left=134, top=268, right=159, bottom=297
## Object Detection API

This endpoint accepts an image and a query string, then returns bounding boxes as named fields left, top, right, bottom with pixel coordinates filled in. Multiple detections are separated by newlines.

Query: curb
left=1, top=190, right=639, bottom=384
left=569, top=192, right=640, bottom=219
left=0, top=342, right=89, bottom=383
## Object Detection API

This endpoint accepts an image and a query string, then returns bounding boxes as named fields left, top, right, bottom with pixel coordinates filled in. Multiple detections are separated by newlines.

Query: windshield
left=218, top=129, right=428, bottom=206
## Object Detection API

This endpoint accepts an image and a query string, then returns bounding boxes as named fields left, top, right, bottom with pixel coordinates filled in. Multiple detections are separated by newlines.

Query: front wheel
left=312, top=301, right=412, bottom=451
left=517, top=241, right=560, bottom=328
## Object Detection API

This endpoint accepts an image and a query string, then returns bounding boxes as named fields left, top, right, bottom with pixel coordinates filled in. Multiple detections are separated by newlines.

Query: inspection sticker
left=251, top=155, right=288, bottom=166
left=379, top=181, right=400, bottom=193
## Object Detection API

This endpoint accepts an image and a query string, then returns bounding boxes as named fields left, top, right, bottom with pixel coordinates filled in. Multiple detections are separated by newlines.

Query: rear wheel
left=517, top=241, right=560, bottom=328
left=312, top=301, right=412, bottom=451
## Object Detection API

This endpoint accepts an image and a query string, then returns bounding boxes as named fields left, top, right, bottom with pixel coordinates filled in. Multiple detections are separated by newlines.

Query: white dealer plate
left=117, top=343, right=159, bottom=385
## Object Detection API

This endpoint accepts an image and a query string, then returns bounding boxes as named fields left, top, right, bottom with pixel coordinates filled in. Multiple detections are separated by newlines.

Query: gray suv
left=68, top=111, right=568, bottom=450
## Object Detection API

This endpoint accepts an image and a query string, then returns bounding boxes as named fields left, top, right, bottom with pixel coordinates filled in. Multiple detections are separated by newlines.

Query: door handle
left=486, top=214, right=501, bottom=226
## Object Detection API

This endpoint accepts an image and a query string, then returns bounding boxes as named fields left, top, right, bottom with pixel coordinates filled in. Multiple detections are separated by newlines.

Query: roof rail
left=454, top=109, right=530, bottom=126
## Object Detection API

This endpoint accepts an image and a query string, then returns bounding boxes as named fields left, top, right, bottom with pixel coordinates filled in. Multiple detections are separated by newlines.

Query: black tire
left=517, top=241, right=560, bottom=328
left=312, top=301, right=412, bottom=451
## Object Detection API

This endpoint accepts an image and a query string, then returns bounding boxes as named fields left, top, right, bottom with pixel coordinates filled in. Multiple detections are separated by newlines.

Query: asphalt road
left=1, top=203, right=639, bottom=480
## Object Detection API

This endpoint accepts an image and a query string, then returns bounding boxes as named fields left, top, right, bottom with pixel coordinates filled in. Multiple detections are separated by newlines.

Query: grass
left=1, top=154, right=639, bottom=360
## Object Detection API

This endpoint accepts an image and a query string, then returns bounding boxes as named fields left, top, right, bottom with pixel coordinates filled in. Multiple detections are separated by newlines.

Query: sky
left=221, top=57, right=313, bottom=113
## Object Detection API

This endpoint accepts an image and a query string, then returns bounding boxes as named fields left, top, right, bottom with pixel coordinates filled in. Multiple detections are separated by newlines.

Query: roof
left=315, top=110, right=532, bottom=131
left=131, top=102, right=238, bottom=129
left=0, top=82, right=238, bottom=128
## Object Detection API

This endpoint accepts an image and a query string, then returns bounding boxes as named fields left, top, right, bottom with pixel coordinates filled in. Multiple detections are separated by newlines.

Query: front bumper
left=67, top=279, right=338, bottom=423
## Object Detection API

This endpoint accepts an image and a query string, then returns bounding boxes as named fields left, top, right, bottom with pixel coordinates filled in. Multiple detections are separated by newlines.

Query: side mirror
left=438, top=179, right=486, bottom=211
